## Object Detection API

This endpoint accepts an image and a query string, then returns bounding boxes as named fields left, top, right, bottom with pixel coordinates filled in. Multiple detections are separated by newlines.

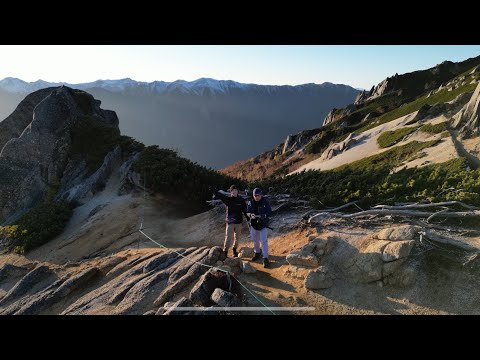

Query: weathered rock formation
left=354, top=90, right=370, bottom=105
left=0, top=245, right=249, bottom=315
left=452, top=82, right=480, bottom=137
left=0, top=86, right=119, bottom=224
left=319, top=133, right=356, bottom=161
left=282, top=129, right=321, bottom=154
left=323, top=104, right=356, bottom=126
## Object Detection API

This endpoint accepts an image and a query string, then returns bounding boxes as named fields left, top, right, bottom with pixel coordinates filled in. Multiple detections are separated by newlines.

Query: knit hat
left=253, top=188, right=262, bottom=196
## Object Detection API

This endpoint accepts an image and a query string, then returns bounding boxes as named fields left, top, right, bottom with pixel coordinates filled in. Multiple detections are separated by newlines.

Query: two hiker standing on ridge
left=213, top=185, right=272, bottom=268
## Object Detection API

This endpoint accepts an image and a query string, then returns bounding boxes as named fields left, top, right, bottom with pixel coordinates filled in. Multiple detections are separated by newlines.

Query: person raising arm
left=214, top=185, right=247, bottom=259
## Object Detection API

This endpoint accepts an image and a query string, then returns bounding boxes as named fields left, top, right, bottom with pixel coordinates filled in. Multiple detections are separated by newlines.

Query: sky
left=0, top=45, right=479, bottom=89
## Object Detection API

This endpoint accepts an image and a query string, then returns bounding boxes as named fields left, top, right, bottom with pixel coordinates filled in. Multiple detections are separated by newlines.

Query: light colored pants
left=250, top=228, right=268, bottom=259
left=224, top=223, right=242, bottom=251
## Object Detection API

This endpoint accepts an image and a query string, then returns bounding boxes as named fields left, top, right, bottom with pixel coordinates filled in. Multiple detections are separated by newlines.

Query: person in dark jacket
left=214, top=185, right=247, bottom=258
left=246, top=187, right=272, bottom=268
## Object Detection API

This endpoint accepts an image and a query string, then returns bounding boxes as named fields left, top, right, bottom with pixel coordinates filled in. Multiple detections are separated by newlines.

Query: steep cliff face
left=0, top=86, right=119, bottom=224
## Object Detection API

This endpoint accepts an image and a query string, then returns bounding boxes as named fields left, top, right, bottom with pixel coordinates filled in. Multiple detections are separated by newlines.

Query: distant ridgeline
left=0, top=77, right=360, bottom=169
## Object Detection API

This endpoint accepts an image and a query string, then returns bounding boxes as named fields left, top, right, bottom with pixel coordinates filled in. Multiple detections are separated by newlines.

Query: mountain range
left=0, top=77, right=359, bottom=168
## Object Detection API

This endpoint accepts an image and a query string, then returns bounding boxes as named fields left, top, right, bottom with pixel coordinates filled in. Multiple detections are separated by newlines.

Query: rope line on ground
left=138, top=228, right=275, bottom=315
left=137, top=177, right=275, bottom=315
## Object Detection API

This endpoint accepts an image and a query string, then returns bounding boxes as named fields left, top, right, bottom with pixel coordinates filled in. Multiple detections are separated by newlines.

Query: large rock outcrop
left=323, top=104, right=356, bottom=126
left=354, top=90, right=370, bottom=105
left=0, top=86, right=119, bottom=224
left=344, top=238, right=416, bottom=285
left=319, top=133, right=356, bottom=161
left=452, top=82, right=480, bottom=137
left=0, top=246, right=234, bottom=315
left=282, top=129, right=321, bottom=154
left=368, top=74, right=398, bottom=100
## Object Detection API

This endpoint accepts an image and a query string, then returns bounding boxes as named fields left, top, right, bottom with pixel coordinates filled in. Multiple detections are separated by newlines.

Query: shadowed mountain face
left=0, top=78, right=359, bottom=168
left=0, top=86, right=119, bottom=225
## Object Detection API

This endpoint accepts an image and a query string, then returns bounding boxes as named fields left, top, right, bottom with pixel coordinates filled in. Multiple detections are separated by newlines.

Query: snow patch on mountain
left=0, top=77, right=356, bottom=96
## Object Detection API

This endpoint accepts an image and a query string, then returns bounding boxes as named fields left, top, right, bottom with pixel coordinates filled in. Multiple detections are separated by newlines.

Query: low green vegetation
left=0, top=201, right=73, bottom=254
left=119, top=135, right=145, bottom=159
left=133, top=146, right=246, bottom=208
left=271, top=164, right=290, bottom=178
left=304, top=125, right=344, bottom=154
left=70, top=116, right=146, bottom=174
left=420, top=121, right=449, bottom=134
left=70, top=116, right=121, bottom=174
left=259, top=140, right=480, bottom=209
left=0, top=174, right=74, bottom=254
left=377, top=126, right=419, bottom=148
left=441, top=131, right=450, bottom=139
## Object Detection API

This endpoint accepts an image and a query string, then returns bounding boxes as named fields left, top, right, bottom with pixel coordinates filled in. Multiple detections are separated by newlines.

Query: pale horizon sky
left=0, top=45, right=479, bottom=89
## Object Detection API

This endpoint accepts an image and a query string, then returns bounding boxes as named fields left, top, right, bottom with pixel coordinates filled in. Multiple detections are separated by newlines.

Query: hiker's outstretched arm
left=214, top=190, right=228, bottom=202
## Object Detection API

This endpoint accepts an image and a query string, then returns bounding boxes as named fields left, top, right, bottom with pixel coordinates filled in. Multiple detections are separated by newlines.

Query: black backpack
left=251, top=217, right=264, bottom=230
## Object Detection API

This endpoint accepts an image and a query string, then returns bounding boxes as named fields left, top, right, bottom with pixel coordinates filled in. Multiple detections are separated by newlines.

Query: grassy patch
left=420, top=121, right=449, bottom=134
left=0, top=201, right=73, bottom=254
left=377, top=126, right=419, bottom=148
